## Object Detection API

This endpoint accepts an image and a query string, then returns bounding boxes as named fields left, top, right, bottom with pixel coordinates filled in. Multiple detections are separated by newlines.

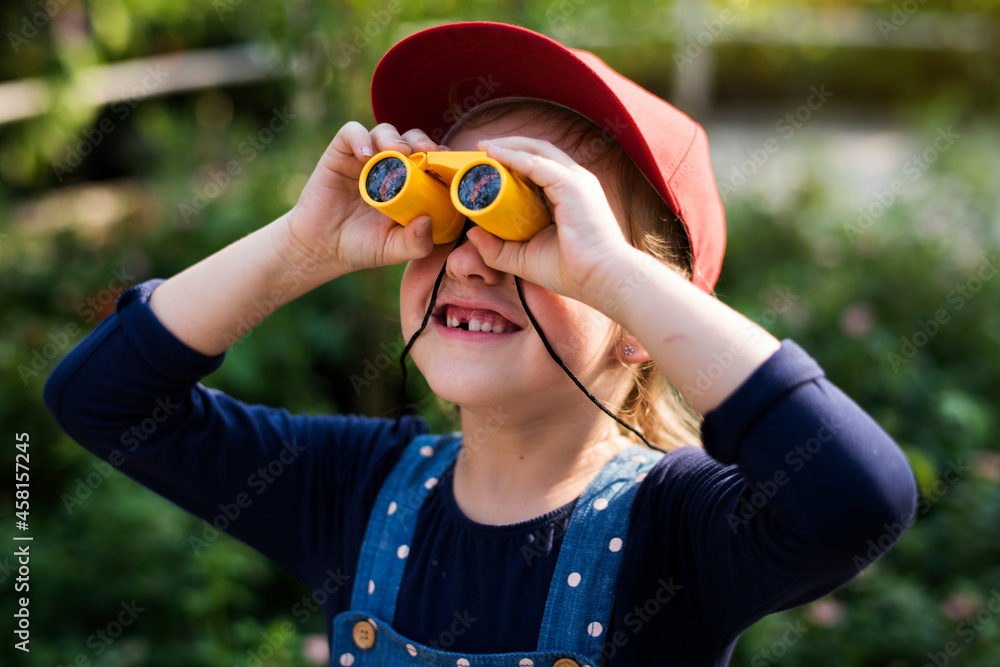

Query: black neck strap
left=394, top=224, right=655, bottom=451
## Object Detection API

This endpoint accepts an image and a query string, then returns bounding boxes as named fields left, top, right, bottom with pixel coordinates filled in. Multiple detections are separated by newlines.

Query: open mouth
left=434, top=304, right=522, bottom=334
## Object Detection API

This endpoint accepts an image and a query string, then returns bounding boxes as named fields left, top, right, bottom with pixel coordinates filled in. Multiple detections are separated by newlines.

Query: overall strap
left=350, top=433, right=463, bottom=621
left=537, top=445, right=663, bottom=658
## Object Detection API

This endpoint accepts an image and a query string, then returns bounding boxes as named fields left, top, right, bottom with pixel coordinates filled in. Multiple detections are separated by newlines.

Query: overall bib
left=332, top=434, right=662, bottom=667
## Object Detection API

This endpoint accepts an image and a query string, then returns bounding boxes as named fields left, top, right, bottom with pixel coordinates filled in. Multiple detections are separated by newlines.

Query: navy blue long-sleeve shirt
left=44, top=279, right=917, bottom=665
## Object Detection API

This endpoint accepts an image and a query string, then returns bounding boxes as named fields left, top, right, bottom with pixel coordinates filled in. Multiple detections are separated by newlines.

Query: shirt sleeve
left=43, top=279, right=428, bottom=587
left=638, top=339, right=917, bottom=646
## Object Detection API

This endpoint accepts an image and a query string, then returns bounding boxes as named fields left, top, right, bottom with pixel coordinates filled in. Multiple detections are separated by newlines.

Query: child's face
left=399, top=108, right=633, bottom=416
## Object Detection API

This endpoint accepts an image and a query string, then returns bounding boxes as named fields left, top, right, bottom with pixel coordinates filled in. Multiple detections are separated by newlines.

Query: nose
left=445, top=234, right=505, bottom=285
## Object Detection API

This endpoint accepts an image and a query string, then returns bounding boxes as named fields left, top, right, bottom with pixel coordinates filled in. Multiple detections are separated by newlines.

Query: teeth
left=442, top=311, right=512, bottom=333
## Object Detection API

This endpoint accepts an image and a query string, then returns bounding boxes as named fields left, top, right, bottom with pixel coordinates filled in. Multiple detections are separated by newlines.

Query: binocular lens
left=365, top=156, right=408, bottom=202
left=456, top=164, right=502, bottom=211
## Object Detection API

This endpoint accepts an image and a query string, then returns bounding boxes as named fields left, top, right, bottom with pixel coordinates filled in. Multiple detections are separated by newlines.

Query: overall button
left=553, top=660, right=579, bottom=667
left=352, top=620, right=376, bottom=649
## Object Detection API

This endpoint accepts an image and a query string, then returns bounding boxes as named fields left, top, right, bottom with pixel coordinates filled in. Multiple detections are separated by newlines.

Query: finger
left=478, top=136, right=578, bottom=170
left=466, top=226, right=529, bottom=277
left=479, top=141, right=594, bottom=200
left=400, top=128, right=441, bottom=153
left=384, top=215, right=435, bottom=264
left=327, top=121, right=377, bottom=162
left=370, top=123, right=414, bottom=154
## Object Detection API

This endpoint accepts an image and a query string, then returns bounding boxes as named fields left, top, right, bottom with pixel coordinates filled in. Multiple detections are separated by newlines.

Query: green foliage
left=714, top=114, right=1000, bottom=666
left=2, top=1, right=999, bottom=666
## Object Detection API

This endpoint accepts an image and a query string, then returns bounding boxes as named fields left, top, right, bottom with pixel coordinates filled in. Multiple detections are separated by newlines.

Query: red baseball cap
left=370, top=21, right=725, bottom=292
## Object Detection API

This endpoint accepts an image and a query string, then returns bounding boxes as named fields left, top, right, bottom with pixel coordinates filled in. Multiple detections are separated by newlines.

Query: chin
left=418, top=362, right=522, bottom=411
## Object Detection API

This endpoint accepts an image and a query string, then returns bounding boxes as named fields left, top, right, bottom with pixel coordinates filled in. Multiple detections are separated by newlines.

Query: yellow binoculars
left=359, top=150, right=551, bottom=244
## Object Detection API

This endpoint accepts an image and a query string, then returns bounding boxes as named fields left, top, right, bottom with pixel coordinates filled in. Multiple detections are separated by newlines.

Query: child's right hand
left=148, top=123, right=445, bottom=357
left=281, top=122, right=443, bottom=276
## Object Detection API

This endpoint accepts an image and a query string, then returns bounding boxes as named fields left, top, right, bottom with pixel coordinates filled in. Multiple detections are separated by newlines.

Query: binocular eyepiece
left=359, top=150, right=551, bottom=244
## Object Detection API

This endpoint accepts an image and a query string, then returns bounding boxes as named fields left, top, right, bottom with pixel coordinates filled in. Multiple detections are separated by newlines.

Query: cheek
left=400, top=256, right=442, bottom=337
left=399, top=246, right=449, bottom=318
left=522, top=284, right=615, bottom=360
left=566, top=310, right=616, bottom=361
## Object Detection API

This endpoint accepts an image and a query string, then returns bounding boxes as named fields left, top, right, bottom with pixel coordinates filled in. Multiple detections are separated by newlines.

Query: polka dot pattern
left=352, top=440, right=658, bottom=665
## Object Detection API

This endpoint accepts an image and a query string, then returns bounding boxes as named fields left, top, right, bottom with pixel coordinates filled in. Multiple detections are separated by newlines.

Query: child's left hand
left=465, top=137, right=637, bottom=310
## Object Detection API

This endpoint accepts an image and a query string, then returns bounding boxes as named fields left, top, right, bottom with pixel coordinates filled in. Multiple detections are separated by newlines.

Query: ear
left=618, top=330, right=651, bottom=364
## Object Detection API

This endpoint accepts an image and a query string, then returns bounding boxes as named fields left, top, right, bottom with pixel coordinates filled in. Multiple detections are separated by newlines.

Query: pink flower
left=941, top=593, right=981, bottom=622
left=972, top=451, right=1000, bottom=482
left=807, top=598, right=845, bottom=627
left=839, top=303, right=874, bottom=338
left=302, top=634, right=329, bottom=665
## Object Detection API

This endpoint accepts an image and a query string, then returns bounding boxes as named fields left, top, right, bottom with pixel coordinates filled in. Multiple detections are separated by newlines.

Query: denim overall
left=332, top=433, right=662, bottom=667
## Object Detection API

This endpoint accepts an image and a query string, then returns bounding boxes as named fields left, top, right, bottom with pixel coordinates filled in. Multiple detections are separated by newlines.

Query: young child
left=45, top=21, right=917, bottom=666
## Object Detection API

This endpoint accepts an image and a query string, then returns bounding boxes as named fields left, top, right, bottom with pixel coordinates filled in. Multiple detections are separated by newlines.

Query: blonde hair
left=445, top=98, right=703, bottom=451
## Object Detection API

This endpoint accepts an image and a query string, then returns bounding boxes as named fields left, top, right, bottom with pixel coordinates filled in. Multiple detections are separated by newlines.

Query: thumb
left=385, top=217, right=434, bottom=264
left=467, top=226, right=528, bottom=276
